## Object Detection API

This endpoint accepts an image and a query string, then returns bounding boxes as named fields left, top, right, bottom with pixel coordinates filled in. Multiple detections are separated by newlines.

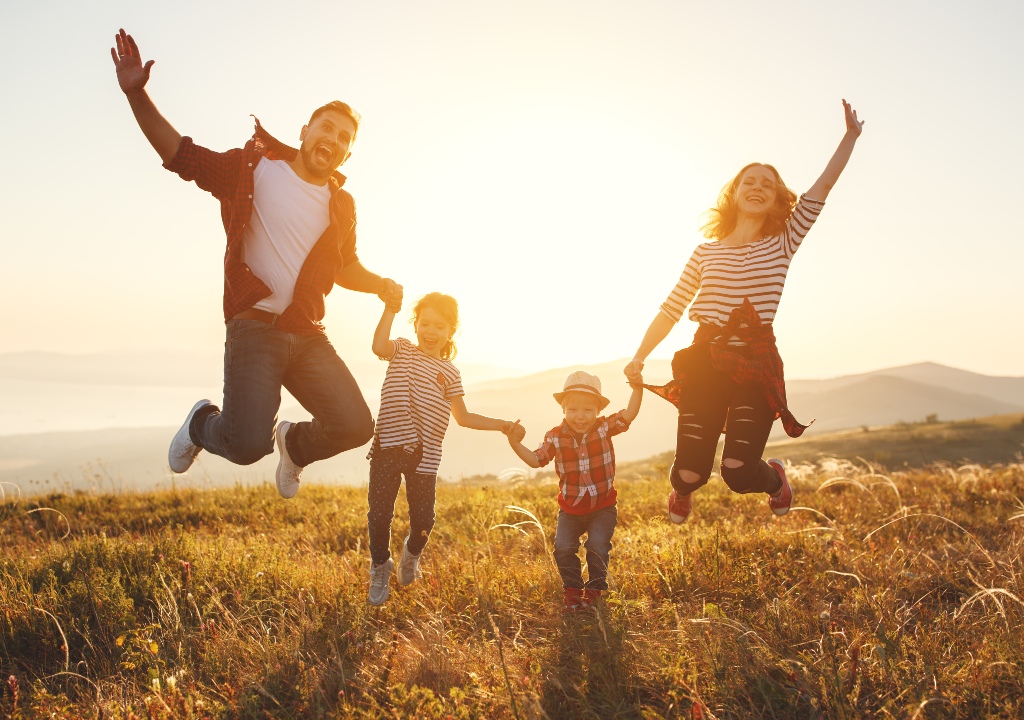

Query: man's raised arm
left=111, top=28, right=182, bottom=164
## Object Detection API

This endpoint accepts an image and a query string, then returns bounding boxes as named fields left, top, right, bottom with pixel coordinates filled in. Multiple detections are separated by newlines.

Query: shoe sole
left=275, top=422, right=299, bottom=499
left=168, top=399, right=211, bottom=473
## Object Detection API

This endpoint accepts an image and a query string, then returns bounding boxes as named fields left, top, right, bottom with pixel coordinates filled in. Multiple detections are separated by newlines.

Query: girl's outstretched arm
left=450, top=396, right=516, bottom=432
left=805, top=100, right=864, bottom=202
left=505, top=424, right=541, bottom=468
left=371, top=307, right=397, bottom=360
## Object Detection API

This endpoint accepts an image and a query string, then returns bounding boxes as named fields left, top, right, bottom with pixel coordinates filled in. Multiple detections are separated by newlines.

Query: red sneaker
left=582, top=588, right=603, bottom=607
left=562, top=587, right=583, bottom=613
left=767, top=458, right=792, bottom=516
left=668, top=489, right=692, bottom=524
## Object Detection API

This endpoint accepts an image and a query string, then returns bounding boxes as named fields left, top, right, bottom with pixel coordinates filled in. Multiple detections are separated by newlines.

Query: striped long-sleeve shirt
left=660, top=195, right=825, bottom=329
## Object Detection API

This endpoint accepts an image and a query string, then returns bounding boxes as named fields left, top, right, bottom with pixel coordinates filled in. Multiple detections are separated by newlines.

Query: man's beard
left=300, top=143, right=340, bottom=180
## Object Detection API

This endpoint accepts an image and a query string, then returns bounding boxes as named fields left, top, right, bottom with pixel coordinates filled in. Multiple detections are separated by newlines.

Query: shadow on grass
left=542, top=605, right=641, bottom=720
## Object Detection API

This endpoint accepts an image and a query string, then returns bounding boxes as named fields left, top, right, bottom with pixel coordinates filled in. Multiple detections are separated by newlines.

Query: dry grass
left=2, top=456, right=1023, bottom=718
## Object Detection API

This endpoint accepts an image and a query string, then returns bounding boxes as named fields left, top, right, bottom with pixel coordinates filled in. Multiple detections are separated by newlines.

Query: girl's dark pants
left=671, top=346, right=783, bottom=496
left=553, top=505, right=617, bottom=590
left=367, top=444, right=437, bottom=566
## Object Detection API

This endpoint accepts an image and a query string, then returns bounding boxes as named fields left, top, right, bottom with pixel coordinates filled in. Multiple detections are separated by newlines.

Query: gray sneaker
left=168, top=400, right=212, bottom=473
left=275, top=421, right=303, bottom=499
left=368, top=558, right=395, bottom=606
left=397, top=536, right=423, bottom=586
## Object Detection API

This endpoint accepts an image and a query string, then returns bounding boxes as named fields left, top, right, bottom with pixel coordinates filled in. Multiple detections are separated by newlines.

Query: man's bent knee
left=224, top=439, right=273, bottom=466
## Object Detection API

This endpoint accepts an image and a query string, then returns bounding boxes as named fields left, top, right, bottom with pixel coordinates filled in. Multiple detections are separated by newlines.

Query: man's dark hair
left=308, top=101, right=361, bottom=140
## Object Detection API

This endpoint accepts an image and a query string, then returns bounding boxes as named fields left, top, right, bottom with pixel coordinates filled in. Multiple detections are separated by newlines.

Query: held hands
left=843, top=99, right=864, bottom=138
left=623, top=359, right=644, bottom=384
left=502, top=420, right=527, bottom=444
left=625, top=365, right=644, bottom=387
left=378, top=279, right=403, bottom=313
left=111, top=29, right=154, bottom=95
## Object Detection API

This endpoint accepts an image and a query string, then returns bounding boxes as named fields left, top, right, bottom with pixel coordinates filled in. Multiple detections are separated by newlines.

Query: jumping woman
left=624, top=100, right=864, bottom=523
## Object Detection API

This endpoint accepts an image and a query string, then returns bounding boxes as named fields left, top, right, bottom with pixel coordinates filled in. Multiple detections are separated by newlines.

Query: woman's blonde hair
left=411, top=292, right=459, bottom=361
left=700, top=163, right=798, bottom=242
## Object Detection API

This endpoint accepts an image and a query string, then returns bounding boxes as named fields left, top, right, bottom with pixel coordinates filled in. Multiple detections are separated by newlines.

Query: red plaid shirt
left=644, top=298, right=812, bottom=437
left=535, top=412, right=632, bottom=514
left=164, top=118, right=358, bottom=335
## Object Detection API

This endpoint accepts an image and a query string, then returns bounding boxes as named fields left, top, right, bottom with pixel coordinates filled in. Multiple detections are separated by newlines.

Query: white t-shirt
left=242, top=158, right=331, bottom=315
left=373, top=338, right=465, bottom=475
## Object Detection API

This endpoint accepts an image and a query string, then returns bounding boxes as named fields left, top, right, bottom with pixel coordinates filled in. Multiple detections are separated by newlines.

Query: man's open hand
left=111, top=29, right=154, bottom=95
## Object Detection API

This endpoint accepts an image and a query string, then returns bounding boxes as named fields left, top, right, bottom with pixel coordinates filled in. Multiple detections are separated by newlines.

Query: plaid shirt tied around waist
left=164, top=118, right=358, bottom=335
left=644, top=298, right=812, bottom=438
left=535, top=412, right=632, bottom=514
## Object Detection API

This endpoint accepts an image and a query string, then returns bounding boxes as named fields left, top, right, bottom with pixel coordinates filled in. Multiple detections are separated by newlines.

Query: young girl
left=366, top=292, right=518, bottom=605
left=624, top=100, right=864, bottom=523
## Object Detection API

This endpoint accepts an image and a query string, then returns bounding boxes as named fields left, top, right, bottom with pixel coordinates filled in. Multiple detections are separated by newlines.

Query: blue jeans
left=553, top=504, right=617, bottom=590
left=191, top=319, right=374, bottom=467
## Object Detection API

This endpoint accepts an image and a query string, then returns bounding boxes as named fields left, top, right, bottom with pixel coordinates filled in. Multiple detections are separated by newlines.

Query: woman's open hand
left=843, top=99, right=864, bottom=137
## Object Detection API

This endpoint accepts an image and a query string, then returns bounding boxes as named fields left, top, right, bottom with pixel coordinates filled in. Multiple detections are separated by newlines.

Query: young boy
left=506, top=370, right=643, bottom=611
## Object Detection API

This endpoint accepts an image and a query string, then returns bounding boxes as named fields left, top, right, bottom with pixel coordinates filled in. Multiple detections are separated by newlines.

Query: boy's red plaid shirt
left=535, top=412, right=631, bottom=514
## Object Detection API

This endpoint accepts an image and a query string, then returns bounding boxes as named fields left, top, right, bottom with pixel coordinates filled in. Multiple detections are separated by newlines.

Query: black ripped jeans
left=670, top=345, right=783, bottom=496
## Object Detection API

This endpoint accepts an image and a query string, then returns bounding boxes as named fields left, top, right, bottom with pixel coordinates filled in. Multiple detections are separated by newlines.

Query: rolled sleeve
left=533, top=434, right=556, bottom=467
left=603, top=411, right=632, bottom=437
left=163, top=136, right=244, bottom=200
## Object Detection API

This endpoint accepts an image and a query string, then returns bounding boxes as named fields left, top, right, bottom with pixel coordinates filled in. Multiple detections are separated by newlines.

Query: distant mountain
left=787, top=375, right=1023, bottom=433
left=1, top=359, right=1021, bottom=496
left=788, top=362, right=1024, bottom=407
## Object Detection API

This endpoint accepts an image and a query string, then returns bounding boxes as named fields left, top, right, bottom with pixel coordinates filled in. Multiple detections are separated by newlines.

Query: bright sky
left=2, top=0, right=1022, bottom=379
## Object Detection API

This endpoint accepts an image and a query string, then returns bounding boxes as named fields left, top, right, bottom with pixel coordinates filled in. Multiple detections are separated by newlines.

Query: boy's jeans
left=191, top=319, right=374, bottom=467
left=553, top=504, right=617, bottom=590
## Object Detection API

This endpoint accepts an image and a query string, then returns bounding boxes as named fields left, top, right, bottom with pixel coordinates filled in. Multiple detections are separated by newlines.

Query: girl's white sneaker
left=397, top=537, right=423, bottom=586
left=368, top=558, right=394, bottom=606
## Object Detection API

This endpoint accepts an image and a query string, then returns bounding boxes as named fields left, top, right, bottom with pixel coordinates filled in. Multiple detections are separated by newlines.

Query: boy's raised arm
left=621, top=380, right=644, bottom=424
left=111, top=29, right=182, bottom=164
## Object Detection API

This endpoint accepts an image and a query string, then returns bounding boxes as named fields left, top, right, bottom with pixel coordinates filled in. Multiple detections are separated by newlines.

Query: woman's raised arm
left=805, top=100, right=864, bottom=202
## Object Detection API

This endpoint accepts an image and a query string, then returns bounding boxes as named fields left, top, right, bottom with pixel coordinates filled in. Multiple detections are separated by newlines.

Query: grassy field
left=2, top=451, right=1023, bottom=718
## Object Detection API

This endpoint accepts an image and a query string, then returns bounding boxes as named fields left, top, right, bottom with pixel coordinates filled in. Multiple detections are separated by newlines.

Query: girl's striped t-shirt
left=660, top=195, right=826, bottom=329
left=374, top=337, right=465, bottom=475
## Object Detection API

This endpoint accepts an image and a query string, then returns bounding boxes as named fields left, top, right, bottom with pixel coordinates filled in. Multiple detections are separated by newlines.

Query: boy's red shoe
left=767, top=458, right=793, bottom=516
left=582, top=588, right=603, bottom=607
left=562, top=587, right=583, bottom=613
left=668, top=489, right=692, bottom=524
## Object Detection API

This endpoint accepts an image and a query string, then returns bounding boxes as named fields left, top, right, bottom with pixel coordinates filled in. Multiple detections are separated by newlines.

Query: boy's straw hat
left=553, top=371, right=610, bottom=411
